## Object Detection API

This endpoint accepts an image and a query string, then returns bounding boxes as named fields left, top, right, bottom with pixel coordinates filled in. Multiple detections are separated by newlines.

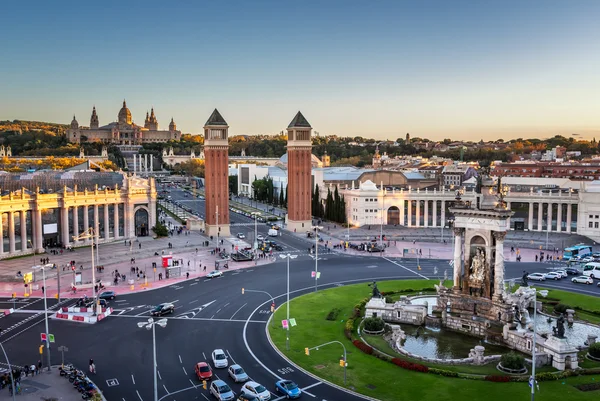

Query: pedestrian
left=186, top=272, right=189, bottom=279
left=41, top=286, right=44, bottom=294
left=37, top=360, right=42, bottom=373
left=187, top=261, right=190, bottom=267
left=139, top=243, right=142, bottom=249
left=203, top=266, right=206, bottom=272
left=30, top=364, right=36, bottom=376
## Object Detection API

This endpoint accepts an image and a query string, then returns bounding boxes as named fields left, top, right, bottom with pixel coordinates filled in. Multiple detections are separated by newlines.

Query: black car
left=151, top=303, right=175, bottom=316
left=99, top=291, right=116, bottom=300
left=565, top=267, right=580, bottom=275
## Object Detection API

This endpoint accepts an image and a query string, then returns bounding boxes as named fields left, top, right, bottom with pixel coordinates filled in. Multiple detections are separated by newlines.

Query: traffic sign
left=40, top=333, right=47, bottom=342
left=289, top=318, right=297, bottom=327
left=282, top=319, right=289, bottom=329
left=48, top=334, right=55, bottom=343
left=311, top=271, right=316, bottom=278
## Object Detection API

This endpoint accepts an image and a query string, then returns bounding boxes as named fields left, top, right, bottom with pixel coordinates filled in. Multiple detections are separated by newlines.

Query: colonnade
left=527, top=202, right=574, bottom=233
left=133, top=154, right=153, bottom=175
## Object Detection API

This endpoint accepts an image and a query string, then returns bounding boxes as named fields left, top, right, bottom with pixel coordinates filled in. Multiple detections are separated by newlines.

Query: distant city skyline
left=1, top=1, right=600, bottom=141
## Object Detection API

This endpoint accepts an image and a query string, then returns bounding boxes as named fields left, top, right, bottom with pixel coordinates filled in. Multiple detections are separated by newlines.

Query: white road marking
left=108, top=314, right=266, bottom=323
left=189, top=300, right=199, bottom=304
left=190, top=283, right=198, bottom=286
left=179, top=355, right=182, bottom=363
left=131, top=374, right=135, bottom=384
left=189, top=379, right=196, bottom=389
left=136, top=390, right=143, bottom=401
left=229, top=303, right=247, bottom=320
left=115, top=300, right=128, bottom=303
left=202, top=395, right=209, bottom=401
left=163, top=384, right=169, bottom=394
left=383, top=257, right=430, bottom=279
left=203, top=279, right=211, bottom=282
left=182, top=366, right=187, bottom=375
left=211, top=314, right=215, bottom=319
left=202, top=352, right=207, bottom=359
left=216, top=309, right=222, bottom=314
left=157, top=370, right=162, bottom=380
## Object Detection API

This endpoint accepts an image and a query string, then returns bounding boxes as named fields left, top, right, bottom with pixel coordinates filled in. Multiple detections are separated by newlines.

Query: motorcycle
left=81, top=389, right=98, bottom=399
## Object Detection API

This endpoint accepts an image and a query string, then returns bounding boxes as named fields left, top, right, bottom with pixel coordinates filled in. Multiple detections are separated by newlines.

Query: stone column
left=83, top=205, right=89, bottom=240
left=104, top=204, right=110, bottom=240
left=61, top=207, right=70, bottom=246
left=0, top=213, right=3, bottom=254
left=416, top=200, right=421, bottom=227
left=424, top=200, right=429, bottom=227
left=139, top=156, right=143, bottom=173
left=20, top=211, right=27, bottom=251
left=145, top=154, right=148, bottom=172
left=528, top=202, right=534, bottom=231
left=493, top=231, right=506, bottom=301
left=537, top=203, right=543, bottom=231
left=441, top=201, right=446, bottom=227
left=8, top=211, right=15, bottom=253
left=452, top=228, right=464, bottom=289
left=399, top=200, right=405, bottom=226
left=114, top=203, right=119, bottom=239
left=546, top=203, right=553, bottom=232
left=93, top=205, right=99, bottom=241
left=72, top=206, right=79, bottom=240
left=566, top=203, right=572, bottom=233
left=34, top=209, right=43, bottom=252
left=133, top=154, right=137, bottom=175
left=407, top=201, right=412, bottom=227
left=556, top=203, right=562, bottom=232
left=432, top=200, right=437, bottom=227
left=150, top=155, right=153, bottom=172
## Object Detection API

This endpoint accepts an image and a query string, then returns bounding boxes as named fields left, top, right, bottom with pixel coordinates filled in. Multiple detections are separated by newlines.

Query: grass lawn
left=541, top=288, right=600, bottom=324
left=268, top=280, right=600, bottom=401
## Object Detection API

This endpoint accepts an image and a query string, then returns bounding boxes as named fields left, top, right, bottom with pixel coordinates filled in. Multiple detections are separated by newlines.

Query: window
left=596, top=222, right=599, bottom=229
left=590, top=222, right=594, bottom=228
left=590, top=215, right=593, bottom=219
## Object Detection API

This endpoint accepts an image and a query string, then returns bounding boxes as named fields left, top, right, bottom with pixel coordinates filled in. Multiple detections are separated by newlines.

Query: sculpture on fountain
left=553, top=314, right=566, bottom=339
left=369, top=281, right=381, bottom=298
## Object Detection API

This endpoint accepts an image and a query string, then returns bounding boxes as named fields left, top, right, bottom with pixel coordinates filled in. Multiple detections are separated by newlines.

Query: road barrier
left=2, top=308, right=14, bottom=316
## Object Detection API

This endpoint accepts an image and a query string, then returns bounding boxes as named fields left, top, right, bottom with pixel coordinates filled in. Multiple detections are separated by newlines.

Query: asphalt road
left=2, top=192, right=600, bottom=400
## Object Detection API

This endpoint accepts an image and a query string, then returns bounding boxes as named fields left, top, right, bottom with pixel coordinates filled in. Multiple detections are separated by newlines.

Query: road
left=1, top=190, right=599, bottom=400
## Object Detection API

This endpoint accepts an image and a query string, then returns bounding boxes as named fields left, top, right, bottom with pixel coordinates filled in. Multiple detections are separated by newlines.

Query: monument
left=286, top=112, right=313, bottom=233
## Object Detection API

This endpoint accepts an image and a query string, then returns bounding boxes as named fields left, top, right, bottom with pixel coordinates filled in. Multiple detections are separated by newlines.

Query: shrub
left=429, top=368, right=459, bottom=377
left=363, top=317, right=385, bottom=332
left=384, top=296, right=394, bottom=304
left=534, top=372, right=560, bottom=381
left=344, top=318, right=355, bottom=340
left=267, top=216, right=278, bottom=221
left=326, top=308, right=341, bottom=321
left=484, top=375, right=510, bottom=382
left=589, top=342, right=600, bottom=358
left=500, top=352, right=525, bottom=370
left=152, top=223, right=168, bottom=237
left=554, top=304, right=572, bottom=314
left=352, top=340, right=373, bottom=355
left=390, top=357, right=429, bottom=373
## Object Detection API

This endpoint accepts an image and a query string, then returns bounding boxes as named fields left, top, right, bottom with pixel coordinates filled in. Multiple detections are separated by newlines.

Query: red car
left=195, top=362, right=213, bottom=380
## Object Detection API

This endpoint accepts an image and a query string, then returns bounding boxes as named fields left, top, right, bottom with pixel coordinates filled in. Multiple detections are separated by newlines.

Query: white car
left=211, top=349, right=228, bottom=368
left=572, top=276, right=594, bottom=284
left=544, top=272, right=562, bottom=280
left=207, top=270, right=223, bottom=278
left=237, top=233, right=246, bottom=239
left=527, top=273, right=546, bottom=281
left=257, top=234, right=265, bottom=241
left=228, top=364, right=249, bottom=382
left=582, top=257, right=595, bottom=263
left=241, top=381, right=271, bottom=401
left=553, top=270, right=568, bottom=278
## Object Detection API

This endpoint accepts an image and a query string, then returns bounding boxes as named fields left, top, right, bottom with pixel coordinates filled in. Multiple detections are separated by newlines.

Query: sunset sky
left=1, top=0, right=599, bottom=141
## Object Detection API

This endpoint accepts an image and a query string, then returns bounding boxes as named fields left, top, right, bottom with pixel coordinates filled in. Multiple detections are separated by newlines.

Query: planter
left=586, top=353, right=600, bottom=362
left=496, top=362, right=527, bottom=375
left=363, top=328, right=385, bottom=335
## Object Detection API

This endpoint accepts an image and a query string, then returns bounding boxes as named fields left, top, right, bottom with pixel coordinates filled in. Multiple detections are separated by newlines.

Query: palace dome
left=118, top=100, right=132, bottom=125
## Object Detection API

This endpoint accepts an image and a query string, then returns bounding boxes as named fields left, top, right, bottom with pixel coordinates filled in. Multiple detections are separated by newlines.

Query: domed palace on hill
left=67, top=100, right=181, bottom=145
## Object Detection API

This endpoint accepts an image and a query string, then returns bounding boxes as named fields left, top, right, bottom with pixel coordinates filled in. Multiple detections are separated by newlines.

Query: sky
left=1, top=0, right=600, bottom=141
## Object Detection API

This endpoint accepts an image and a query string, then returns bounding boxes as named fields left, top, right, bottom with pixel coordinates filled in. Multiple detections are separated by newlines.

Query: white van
left=582, top=262, right=600, bottom=279
left=268, top=228, right=278, bottom=237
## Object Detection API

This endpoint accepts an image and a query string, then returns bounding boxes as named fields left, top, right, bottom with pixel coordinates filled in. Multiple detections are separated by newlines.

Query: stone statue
left=521, top=271, right=529, bottom=287
left=553, top=313, right=566, bottom=339
left=369, top=281, right=381, bottom=298
left=469, top=247, right=487, bottom=285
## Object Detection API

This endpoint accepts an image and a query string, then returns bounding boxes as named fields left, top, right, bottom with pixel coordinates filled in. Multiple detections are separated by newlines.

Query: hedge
left=352, top=339, right=373, bottom=355
left=589, top=342, right=600, bottom=358
left=391, top=357, right=429, bottom=373
left=485, top=375, right=511, bottom=382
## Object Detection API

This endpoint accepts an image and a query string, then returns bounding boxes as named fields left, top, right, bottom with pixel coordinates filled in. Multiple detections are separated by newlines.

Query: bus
left=563, top=244, right=593, bottom=261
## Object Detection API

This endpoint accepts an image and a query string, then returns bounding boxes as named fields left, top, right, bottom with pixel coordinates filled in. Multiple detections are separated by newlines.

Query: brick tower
left=286, top=111, right=313, bottom=233
left=203, top=109, right=230, bottom=238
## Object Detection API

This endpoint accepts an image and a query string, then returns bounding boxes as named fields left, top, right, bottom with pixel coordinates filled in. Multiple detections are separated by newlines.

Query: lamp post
left=252, top=212, right=261, bottom=252
left=280, top=253, right=298, bottom=350
left=72, top=228, right=99, bottom=316
left=306, top=340, right=347, bottom=385
left=0, top=329, right=16, bottom=401
left=311, top=226, right=323, bottom=292
left=137, top=317, right=167, bottom=401
left=31, top=265, right=51, bottom=371
left=530, top=289, right=548, bottom=401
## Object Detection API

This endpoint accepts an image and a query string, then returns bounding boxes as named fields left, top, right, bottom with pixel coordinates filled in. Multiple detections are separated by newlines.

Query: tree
left=229, top=175, right=238, bottom=196
left=152, top=223, right=169, bottom=237
left=279, top=185, right=285, bottom=208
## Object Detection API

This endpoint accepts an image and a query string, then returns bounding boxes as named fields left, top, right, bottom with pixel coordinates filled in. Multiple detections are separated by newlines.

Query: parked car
left=98, top=290, right=116, bottom=300
left=527, top=273, right=546, bottom=281
left=237, top=233, right=246, bottom=239
left=241, top=381, right=271, bottom=401
left=572, top=276, right=594, bottom=285
left=543, top=272, right=562, bottom=280
left=151, top=303, right=175, bottom=316
left=210, top=380, right=235, bottom=401
left=275, top=380, right=302, bottom=399
left=228, top=364, right=249, bottom=382
left=207, top=270, right=224, bottom=278
left=195, top=362, right=213, bottom=380
left=212, top=349, right=228, bottom=368
left=565, top=267, right=580, bottom=275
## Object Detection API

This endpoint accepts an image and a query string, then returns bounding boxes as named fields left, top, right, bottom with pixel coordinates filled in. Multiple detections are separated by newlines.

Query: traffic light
left=305, top=348, right=310, bottom=356
left=241, top=288, right=245, bottom=294
left=339, top=359, right=345, bottom=367
left=39, top=345, right=43, bottom=354
left=202, top=380, right=207, bottom=390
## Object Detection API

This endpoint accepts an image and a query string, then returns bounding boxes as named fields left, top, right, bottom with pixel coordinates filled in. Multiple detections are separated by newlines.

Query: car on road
left=228, top=364, right=249, bottom=382
left=207, top=270, right=224, bottom=278
left=565, top=267, right=580, bottom=275
left=257, top=235, right=265, bottom=241
left=98, top=290, right=116, bottom=300
left=582, top=256, right=595, bottom=263
left=85, top=298, right=109, bottom=308
left=195, top=362, right=213, bottom=380
left=527, top=273, right=546, bottom=281
left=241, top=381, right=271, bottom=401
left=151, top=303, right=175, bottom=316
left=237, top=233, right=246, bottom=239
left=553, top=270, right=568, bottom=278
left=543, top=272, right=562, bottom=280
left=237, top=394, right=258, bottom=401
left=572, top=276, right=594, bottom=285
left=210, top=380, right=235, bottom=401
left=275, top=380, right=302, bottom=399
left=212, top=349, right=228, bottom=368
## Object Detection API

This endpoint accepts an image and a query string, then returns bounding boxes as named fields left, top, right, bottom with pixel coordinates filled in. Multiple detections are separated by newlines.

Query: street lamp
left=137, top=317, right=167, bottom=401
left=251, top=212, right=261, bottom=252
left=279, top=253, right=298, bottom=350
left=31, top=265, right=51, bottom=371
left=530, top=289, right=548, bottom=401
left=72, top=228, right=100, bottom=316
left=311, top=225, right=323, bottom=292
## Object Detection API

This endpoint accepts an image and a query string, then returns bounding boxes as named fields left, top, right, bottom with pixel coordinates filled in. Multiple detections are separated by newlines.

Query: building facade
left=0, top=172, right=157, bottom=259
left=67, top=101, right=181, bottom=145
left=286, top=112, right=313, bottom=232
left=203, top=109, right=230, bottom=237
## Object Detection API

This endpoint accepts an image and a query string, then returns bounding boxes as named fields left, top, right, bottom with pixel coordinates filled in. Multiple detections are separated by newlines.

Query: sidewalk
left=0, top=369, right=98, bottom=401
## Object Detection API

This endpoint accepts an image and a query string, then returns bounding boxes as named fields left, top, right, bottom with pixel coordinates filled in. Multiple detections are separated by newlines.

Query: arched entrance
left=134, top=208, right=149, bottom=237
left=387, top=206, right=400, bottom=225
